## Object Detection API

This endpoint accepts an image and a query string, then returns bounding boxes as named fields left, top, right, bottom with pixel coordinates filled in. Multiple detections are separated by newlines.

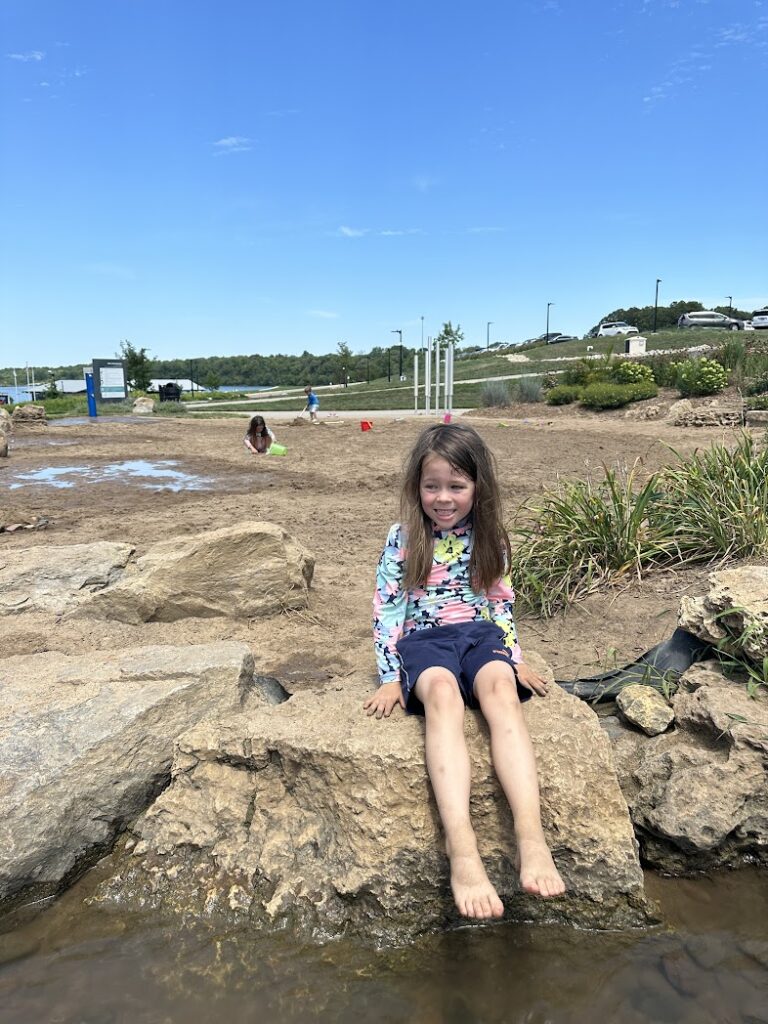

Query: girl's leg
left=414, top=669, right=504, bottom=920
left=473, top=663, right=565, bottom=898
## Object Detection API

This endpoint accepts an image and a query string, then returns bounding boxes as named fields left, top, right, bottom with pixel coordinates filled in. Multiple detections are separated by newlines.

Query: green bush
left=646, top=353, right=682, bottom=388
left=675, top=357, right=729, bottom=397
left=545, top=385, right=582, bottom=405
left=541, top=373, right=560, bottom=392
left=746, top=395, right=768, bottom=410
left=612, top=361, right=654, bottom=385
left=627, top=380, right=659, bottom=401
left=481, top=381, right=512, bottom=407
left=579, top=382, right=637, bottom=409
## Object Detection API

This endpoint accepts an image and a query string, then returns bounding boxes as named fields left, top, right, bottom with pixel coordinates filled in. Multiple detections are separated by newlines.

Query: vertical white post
left=447, top=343, right=454, bottom=414
left=424, top=338, right=432, bottom=415
left=434, top=337, right=441, bottom=417
left=413, top=352, right=419, bottom=413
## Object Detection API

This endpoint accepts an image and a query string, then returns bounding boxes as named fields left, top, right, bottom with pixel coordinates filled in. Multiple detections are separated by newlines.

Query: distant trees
left=118, top=339, right=153, bottom=391
left=436, top=321, right=465, bottom=347
left=590, top=299, right=753, bottom=334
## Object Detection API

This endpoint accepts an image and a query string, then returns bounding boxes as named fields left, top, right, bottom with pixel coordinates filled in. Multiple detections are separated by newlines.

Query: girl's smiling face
left=419, top=454, right=476, bottom=531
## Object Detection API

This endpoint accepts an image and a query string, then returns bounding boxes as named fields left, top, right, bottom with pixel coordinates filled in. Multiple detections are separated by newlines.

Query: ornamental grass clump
left=481, top=381, right=512, bottom=407
left=511, top=433, right=768, bottom=617
left=511, top=461, right=674, bottom=616
left=657, top=433, right=768, bottom=562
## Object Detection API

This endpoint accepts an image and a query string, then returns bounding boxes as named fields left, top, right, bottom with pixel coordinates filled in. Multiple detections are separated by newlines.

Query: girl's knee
left=475, top=670, right=521, bottom=712
left=417, top=671, right=463, bottom=716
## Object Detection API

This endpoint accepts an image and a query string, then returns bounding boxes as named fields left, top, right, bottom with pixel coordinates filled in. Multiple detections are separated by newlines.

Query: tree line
left=590, top=299, right=753, bottom=334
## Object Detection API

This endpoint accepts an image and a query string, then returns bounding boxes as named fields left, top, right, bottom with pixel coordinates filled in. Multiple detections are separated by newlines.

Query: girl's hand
left=364, top=681, right=405, bottom=719
left=513, top=662, right=550, bottom=697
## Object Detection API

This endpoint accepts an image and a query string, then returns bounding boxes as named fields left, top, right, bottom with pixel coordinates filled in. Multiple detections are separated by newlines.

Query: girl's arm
left=486, top=571, right=523, bottom=663
left=372, top=524, right=408, bottom=687
left=243, top=435, right=257, bottom=453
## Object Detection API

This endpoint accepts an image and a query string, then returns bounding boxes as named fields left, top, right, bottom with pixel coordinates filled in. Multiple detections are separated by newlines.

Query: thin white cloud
left=212, top=136, right=253, bottom=155
left=308, top=309, right=339, bottom=319
left=6, top=50, right=45, bottom=62
left=379, top=228, right=423, bottom=236
left=337, top=225, right=368, bottom=237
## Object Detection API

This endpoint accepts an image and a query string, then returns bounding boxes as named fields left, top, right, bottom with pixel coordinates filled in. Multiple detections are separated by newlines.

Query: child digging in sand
left=366, top=422, right=565, bottom=919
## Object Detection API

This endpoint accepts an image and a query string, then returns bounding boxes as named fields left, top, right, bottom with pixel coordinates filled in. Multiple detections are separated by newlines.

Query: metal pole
left=726, top=295, right=733, bottom=314
left=387, top=349, right=391, bottom=383
left=546, top=303, right=553, bottom=340
left=447, top=343, right=454, bottom=416
left=486, top=321, right=493, bottom=350
left=653, top=279, right=661, bottom=333
left=413, top=353, right=418, bottom=413
left=424, top=338, right=432, bottom=415
left=420, top=316, right=424, bottom=350
left=434, top=336, right=441, bottom=417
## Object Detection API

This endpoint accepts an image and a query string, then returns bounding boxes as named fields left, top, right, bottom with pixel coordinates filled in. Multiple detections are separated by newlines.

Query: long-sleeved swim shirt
left=373, top=520, right=522, bottom=687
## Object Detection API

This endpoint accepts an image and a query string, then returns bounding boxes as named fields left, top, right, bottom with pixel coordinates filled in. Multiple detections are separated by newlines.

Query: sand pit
left=0, top=410, right=752, bottom=683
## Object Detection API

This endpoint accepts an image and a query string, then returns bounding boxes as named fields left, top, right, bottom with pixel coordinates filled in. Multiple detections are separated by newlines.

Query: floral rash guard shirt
left=373, top=520, right=523, bottom=687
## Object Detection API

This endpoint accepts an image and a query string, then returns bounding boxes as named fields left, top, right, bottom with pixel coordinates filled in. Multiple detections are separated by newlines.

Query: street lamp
left=391, top=329, right=403, bottom=378
left=653, top=278, right=662, bottom=333
left=486, top=321, right=494, bottom=350
left=726, top=295, right=733, bottom=314
left=546, top=303, right=554, bottom=340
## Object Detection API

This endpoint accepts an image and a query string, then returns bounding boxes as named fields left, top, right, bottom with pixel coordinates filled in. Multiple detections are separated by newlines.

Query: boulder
left=0, top=642, right=261, bottom=914
left=616, top=685, right=675, bottom=736
left=0, top=434, right=6, bottom=458
left=614, top=662, right=768, bottom=873
left=667, top=399, right=694, bottom=423
left=94, top=655, right=651, bottom=944
left=79, top=521, right=314, bottom=624
left=132, top=396, right=155, bottom=416
left=11, top=403, right=46, bottom=424
left=0, top=407, right=11, bottom=434
left=679, top=566, right=768, bottom=661
left=0, top=541, right=134, bottom=616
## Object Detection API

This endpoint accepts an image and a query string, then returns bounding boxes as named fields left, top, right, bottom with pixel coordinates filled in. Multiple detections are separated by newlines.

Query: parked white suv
left=751, top=308, right=768, bottom=330
left=597, top=321, right=640, bottom=337
left=677, top=310, right=744, bottom=331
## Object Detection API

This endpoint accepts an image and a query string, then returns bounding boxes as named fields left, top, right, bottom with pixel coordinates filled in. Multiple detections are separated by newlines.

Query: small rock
left=616, top=684, right=674, bottom=735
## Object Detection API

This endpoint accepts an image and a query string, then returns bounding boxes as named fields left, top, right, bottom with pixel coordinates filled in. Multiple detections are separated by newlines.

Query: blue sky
left=2, top=0, right=767, bottom=371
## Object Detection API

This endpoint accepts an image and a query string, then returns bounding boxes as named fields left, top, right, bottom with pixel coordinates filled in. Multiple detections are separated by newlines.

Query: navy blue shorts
left=395, top=620, right=531, bottom=715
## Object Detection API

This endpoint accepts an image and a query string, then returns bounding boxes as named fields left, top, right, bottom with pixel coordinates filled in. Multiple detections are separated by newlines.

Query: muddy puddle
left=0, top=869, right=765, bottom=1023
left=6, top=460, right=214, bottom=492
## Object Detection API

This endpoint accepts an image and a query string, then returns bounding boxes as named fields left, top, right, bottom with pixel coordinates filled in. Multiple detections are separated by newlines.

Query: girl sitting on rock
left=366, top=422, right=565, bottom=920
left=243, top=415, right=276, bottom=455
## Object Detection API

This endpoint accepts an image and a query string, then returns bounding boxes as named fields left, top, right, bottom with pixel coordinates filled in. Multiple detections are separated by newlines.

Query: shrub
left=627, top=380, right=659, bottom=401
left=579, top=382, right=637, bottom=409
left=481, top=381, right=512, bottom=407
left=541, top=373, right=560, bottom=392
left=646, top=353, right=681, bottom=388
left=515, top=376, right=543, bottom=403
left=746, top=395, right=768, bottom=410
left=612, top=361, right=654, bottom=385
left=744, top=371, right=768, bottom=396
left=713, top=337, right=747, bottom=372
left=545, top=385, right=581, bottom=405
left=675, top=357, right=729, bottom=397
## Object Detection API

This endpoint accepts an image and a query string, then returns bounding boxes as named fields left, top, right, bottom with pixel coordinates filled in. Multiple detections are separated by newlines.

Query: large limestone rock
left=0, top=541, right=134, bottom=616
left=610, top=662, right=768, bottom=873
left=0, top=407, right=11, bottom=434
left=0, top=434, right=7, bottom=458
left=0, top=642, right=260, bottom=914
left=132, top=396, right=155, bottom=415
left=11, top=403, right=46, bottom=424
left=94, top=655, right=651, bottom=944
left=679, top=566, right=768, bottom=661
left=80, top=521, right=314, bottom=624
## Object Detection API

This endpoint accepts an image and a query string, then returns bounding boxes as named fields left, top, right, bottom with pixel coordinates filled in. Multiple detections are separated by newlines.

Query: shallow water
left=0, top=871, right=765, bottom=1024
left=6, top=460, right=213, bottom=492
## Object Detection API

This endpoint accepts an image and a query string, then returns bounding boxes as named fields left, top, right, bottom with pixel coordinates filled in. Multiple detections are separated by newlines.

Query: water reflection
left=7, top=460, right=213, bottom=492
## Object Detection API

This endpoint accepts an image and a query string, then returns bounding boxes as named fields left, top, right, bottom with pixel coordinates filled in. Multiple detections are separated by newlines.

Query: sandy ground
left=0, top=406, right=754, bottom=690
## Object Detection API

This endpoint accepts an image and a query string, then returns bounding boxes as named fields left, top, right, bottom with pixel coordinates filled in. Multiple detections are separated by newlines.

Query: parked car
left=536, top=332, right=567, bottom=343
left=751, top=308, right=768, bottom=330
left=677, top=310, right=745, bottom=331
left=547, top=334, right=578, bottom=344
left=596, top=321, right=640, bottom=337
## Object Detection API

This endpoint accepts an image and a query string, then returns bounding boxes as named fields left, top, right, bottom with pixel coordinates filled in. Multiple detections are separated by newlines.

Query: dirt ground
left=0, top=407, right=756, bottom=690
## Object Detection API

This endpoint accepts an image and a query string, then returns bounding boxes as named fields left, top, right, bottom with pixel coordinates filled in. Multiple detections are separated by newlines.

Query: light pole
left=546, top=303, right=554, bottom=340
left=391, top=329, right=403, bottom=378
left=420, top=316, right=425, bottom=350
left=726, top=295, right=733, bottom=315
left=653, top=278, right=662, bottom=333
left=486, top=321, right=493, bottom=350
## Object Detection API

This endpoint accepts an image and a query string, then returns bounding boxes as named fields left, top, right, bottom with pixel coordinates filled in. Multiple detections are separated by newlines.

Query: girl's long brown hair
left=401, top=423, right=511, bottom=592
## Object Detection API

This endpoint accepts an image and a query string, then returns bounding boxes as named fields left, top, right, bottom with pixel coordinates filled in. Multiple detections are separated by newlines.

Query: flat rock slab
left=95, top=654, right=651, bottom=945
left=0, top=541, right=134, bottom=616
left=680, top=566, right=768, bottom=662
left=80, top=521, right=314, bottom=623
left=0, top=642, right=258, bottom=914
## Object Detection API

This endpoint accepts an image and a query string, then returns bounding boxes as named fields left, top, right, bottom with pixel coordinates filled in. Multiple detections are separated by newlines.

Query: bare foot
left=448, top=848, right=505, bottom=919
left=516, top=837, right=566, bottom=898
